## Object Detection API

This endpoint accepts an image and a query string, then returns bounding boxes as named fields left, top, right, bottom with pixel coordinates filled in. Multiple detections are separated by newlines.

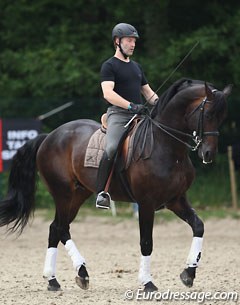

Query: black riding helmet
left=112, top=23, right=139, bottom=59
left=112, top=23, right=139, bottom=41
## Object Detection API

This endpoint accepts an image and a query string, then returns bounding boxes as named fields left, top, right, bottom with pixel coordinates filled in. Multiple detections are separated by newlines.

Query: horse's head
left=186, top=82, right=232, bottom=164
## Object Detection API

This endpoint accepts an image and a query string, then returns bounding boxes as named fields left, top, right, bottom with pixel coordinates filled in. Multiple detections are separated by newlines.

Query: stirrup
left=96, top=191, right=111, bottom=209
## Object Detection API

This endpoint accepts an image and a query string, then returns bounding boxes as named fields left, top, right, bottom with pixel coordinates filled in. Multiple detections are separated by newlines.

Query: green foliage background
left=0, top=0, right=239, bottom=209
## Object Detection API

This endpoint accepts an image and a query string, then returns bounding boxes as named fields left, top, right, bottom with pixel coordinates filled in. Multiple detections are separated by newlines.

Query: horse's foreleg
left=182, top=211, right=204, bottom=287
left=168, top=197, right=204, bottom=287
left=138, top=206, right=158, bottom=292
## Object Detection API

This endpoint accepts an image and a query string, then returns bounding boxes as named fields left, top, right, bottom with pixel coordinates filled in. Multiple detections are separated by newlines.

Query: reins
left=147, top=95, right=220, bottom=152
left=148, top=116, right=202, bottom=151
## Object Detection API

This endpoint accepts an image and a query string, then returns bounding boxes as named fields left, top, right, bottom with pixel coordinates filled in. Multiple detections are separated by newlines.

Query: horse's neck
left=156, top=85, right=204, bottom=128
left=152, top=100, right=191, bottom=157
left=155, top=101, right=188, bottom=130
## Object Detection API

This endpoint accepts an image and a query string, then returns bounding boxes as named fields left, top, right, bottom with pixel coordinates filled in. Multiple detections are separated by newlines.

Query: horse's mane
left=150, top=78, right=214, bottom=118
left=151, top=78, right=190, bottom=118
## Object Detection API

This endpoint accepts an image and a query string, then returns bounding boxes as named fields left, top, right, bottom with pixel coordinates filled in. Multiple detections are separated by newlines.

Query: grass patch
left=36, top=203, right=240, bottom=224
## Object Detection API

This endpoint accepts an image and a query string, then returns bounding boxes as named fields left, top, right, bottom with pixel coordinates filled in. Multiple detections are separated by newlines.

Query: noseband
left=149, top=92, right=219, bottom=151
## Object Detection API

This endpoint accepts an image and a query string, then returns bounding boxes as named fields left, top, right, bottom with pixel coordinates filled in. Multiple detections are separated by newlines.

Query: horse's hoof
left=47, top=278, right=62, bottom=291
left=180, top=269, right=194, bottom=287
left=76, top=264, right=89, bottom=290
left=144, top=281, right=158, bottom=292
left=75, top=276, right=89, bottom=290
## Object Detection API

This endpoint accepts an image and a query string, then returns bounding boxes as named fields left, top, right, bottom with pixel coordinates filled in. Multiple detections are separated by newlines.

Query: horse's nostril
left=205, top=151, right=211, bottom=159
left=202, top=151, right=213, bottom=164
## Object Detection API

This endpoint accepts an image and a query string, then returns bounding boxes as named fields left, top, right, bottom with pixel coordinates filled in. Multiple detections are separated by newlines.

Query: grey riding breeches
left=105, top=106, right=134, bottom=160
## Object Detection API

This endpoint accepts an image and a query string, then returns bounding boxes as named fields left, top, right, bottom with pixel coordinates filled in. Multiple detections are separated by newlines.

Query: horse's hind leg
left=60, top=190, right=91, bottom=290
left=43, top=216, right=61, bottom=291
left=62, top=215, right=90, bottom=290
left=43, top=186, right=92, bottom=291
left=167, top=196, right=204, bottom=287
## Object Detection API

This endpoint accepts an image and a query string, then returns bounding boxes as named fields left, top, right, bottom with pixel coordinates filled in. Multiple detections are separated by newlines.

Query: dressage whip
left=151, top=40, right=200, bottom=96
left=124, top=40, right=200, bottom=128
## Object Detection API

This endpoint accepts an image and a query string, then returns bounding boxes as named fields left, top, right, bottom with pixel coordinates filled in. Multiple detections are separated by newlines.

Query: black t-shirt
left=100, top=56, right=148, bottom=104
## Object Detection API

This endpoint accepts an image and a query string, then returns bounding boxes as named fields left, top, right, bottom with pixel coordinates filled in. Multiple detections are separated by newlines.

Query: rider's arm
left=141, top=84, right=159, bottom=105
left=101, top=81, right=131, bottom=109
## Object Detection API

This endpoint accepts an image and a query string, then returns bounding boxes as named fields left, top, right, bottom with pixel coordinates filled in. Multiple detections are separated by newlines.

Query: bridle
left=149, top=92, right=220, bottom=151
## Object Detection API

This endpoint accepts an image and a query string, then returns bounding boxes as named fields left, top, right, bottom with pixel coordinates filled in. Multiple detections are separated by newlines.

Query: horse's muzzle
left=198, top=145, right=216, bottom=164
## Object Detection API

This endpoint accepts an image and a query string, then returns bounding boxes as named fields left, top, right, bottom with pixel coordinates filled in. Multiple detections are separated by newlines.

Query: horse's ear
left=223, top=84, right=233, bottom=97
left=205, top=82, right=214, bottom=101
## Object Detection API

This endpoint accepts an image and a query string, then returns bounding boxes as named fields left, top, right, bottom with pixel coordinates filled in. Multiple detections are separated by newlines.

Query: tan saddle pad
left=84, top=129, right=106, bottom=168
left=84, top=125, right=138, bottom=169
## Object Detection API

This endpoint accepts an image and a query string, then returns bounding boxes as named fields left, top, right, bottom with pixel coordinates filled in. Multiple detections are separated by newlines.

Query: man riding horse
left=96, top=23, right=159, bottom=209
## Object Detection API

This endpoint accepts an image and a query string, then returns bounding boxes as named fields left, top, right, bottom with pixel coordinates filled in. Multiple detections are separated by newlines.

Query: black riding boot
left=96, top=152, right=114, bottom=209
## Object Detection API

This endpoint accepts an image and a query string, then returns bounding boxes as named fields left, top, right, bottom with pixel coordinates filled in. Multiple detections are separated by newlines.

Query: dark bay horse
left=0, top=79, right=231, bottom=292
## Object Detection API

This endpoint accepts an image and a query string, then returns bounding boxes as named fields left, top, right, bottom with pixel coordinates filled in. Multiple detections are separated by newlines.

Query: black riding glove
left=128, top=103, right=147, bottom=115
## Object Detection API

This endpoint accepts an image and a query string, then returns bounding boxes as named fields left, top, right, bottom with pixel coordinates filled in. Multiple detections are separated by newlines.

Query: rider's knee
left=105, top=144, right=117, bottom=160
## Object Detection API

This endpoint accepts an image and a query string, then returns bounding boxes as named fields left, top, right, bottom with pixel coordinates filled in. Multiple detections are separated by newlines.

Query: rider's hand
left=128, top=103, right=147, bottom=115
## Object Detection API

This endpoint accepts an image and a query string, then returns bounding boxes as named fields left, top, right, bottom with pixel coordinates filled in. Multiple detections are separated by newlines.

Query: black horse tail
left=0, top=133, right=48, bottom=234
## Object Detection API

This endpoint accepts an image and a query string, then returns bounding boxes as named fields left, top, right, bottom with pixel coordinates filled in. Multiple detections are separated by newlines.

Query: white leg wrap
left=186, top=237, right=203, bottom=267
left=43, top=247, right=58, bottom=280
left=65, top=239, right=86, bottom=271
left=138, top=255, right=152, bottom=285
